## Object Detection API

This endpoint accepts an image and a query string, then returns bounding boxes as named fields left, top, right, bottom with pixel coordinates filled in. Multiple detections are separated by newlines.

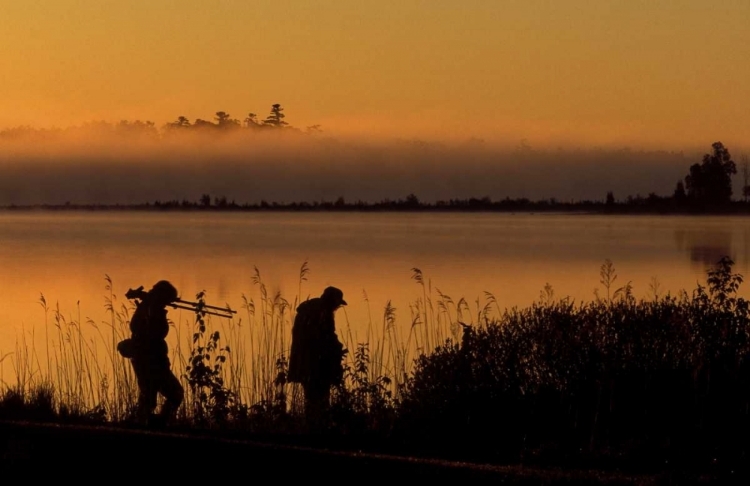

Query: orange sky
left=1, top=1, right=748, bottom=149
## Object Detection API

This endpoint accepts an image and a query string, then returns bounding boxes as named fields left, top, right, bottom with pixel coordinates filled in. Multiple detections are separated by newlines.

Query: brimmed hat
left=321, top=286, right=347, bottom=306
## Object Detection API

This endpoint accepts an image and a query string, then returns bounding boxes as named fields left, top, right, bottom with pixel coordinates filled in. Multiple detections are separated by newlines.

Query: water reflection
left=674, top=228, right=734, bottom=269
left=0, top=211, right=747, bottom=386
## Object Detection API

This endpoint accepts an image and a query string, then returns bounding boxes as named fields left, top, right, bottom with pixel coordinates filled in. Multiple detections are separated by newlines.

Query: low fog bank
left=0, top=130, right=724, bottom=205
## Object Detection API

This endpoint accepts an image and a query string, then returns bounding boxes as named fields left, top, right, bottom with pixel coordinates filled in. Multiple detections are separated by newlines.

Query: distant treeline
left=4, top=192, right=750, bottom=214
left=0, top=103, right=321, bottom=139
left=1, top=113, right=747, bottom=213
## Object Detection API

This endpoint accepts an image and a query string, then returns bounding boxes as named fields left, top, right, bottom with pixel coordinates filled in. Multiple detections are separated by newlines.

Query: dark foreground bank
left=0, top=420, right=680, bottom=484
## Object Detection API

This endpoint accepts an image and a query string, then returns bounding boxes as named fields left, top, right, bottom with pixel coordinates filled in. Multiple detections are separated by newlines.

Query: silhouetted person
left=118, top=280, right=184, bottom=428
left=288, top=286, right=347, bottom=428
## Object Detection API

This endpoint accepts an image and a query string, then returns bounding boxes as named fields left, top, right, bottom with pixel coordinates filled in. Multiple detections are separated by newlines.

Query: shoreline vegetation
left=0, top=138, right=747, bottom=215
left=2, top=259, right=750, bottom=483
left=2, top=193, right=750, bottom=214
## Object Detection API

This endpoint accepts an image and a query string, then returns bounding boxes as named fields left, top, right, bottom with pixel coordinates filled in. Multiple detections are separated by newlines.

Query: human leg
left=303, top=383, right=331, bottom=431
left=133, top=360, right=157, bottom=424
left=157, top=368, right=184, bottom=423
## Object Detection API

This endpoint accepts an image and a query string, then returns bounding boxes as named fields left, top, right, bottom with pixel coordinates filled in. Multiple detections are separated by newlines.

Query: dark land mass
left=0, top=419, right=701, bottom=484
left=2, top=195, right=750, bottom=215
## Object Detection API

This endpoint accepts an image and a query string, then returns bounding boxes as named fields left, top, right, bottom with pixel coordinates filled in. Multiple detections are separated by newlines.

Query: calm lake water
left=1, top=210, right=749, bottom=383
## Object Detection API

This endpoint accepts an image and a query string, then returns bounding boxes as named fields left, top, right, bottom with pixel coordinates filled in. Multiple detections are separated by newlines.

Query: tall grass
left=2, top=257, right=750, bottom=471
left=0, top=261, right=460, bottom=425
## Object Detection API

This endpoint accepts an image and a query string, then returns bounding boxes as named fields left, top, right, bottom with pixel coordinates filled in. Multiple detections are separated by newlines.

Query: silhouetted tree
left=163, top=116, right=191, bottom=134
left=244, top=113, right=259, bottom=128
left=172, top=116, right=191, bottom=128
left=606, top=191, right=615, bottom=206
left=214, top=111, right=240, bottom=129
left=264, top=104, right=288, bottom=128
left=200, top=194, right=211, bottom=207
left=684, top=142, right=736, bottom=205
left=404, top=193, right=420, bottom=208
left=193, top=119, right=216, bottom=129
left=673, top=180, right=687, bottom=204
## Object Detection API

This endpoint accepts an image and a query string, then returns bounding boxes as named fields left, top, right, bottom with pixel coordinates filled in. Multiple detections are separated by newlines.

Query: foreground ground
left=0, top=419, right=734, bottom=484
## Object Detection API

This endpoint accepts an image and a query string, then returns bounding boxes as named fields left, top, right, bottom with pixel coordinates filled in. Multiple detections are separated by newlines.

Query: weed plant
left=396, top=257, right=750, bottom=472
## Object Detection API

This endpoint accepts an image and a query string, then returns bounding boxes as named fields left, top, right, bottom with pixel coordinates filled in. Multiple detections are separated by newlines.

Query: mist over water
left=0, top=128, right=715, bottom=205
